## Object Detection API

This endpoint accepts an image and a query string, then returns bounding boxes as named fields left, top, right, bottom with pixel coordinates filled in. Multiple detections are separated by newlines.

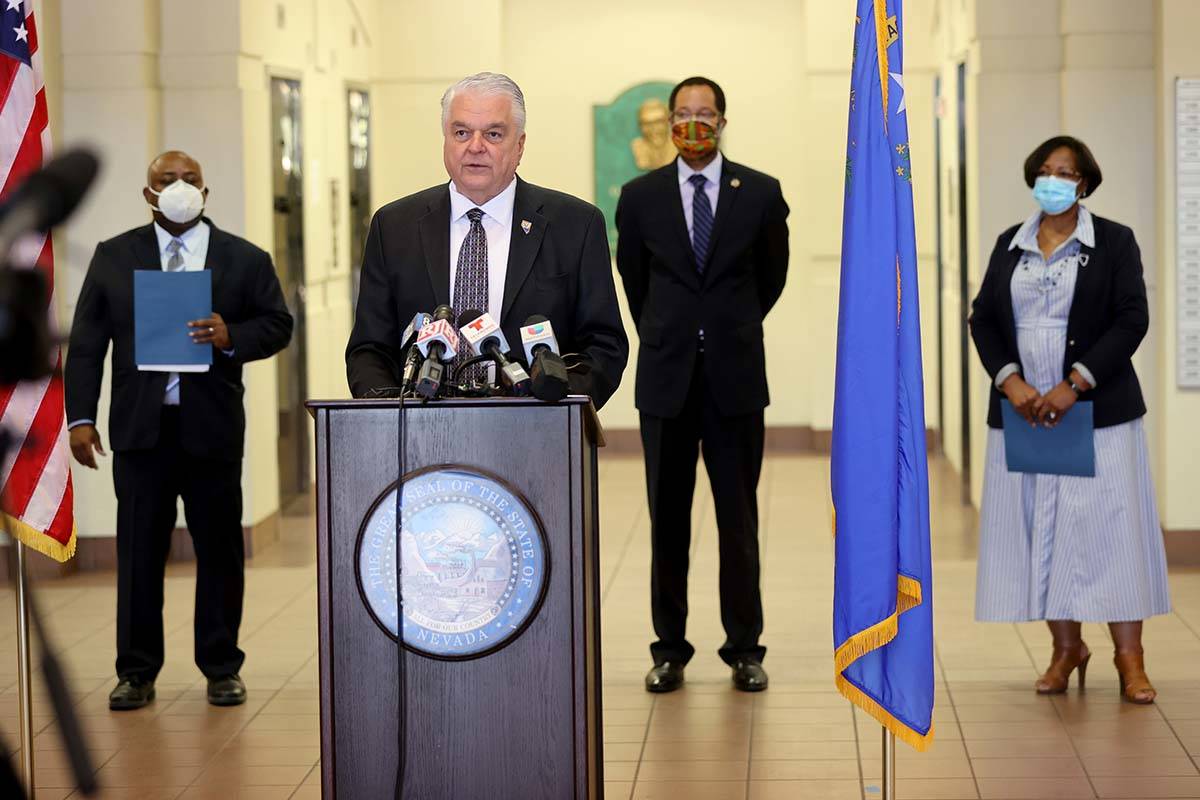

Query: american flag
left=0, top=0, right=75, bottom=561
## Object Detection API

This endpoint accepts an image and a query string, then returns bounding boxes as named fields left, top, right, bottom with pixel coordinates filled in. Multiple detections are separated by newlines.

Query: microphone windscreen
left=3, top=147, right=101, bottom=230
left=402, top=312, right=432, bottom=347
left=457, top=309, right=483, bottom=329
left=520, top=315, right=560, bottom=362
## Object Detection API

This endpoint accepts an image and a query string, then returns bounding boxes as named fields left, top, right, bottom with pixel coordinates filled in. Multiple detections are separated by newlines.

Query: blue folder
left=134, top=270, right=212, bottom=371
left=1001, top=399, right=1095, bottom=477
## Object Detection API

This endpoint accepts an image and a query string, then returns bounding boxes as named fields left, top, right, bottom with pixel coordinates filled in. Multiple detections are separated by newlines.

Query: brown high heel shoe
left=1035, top=641, right=1091, bottom=694
left=1114, top=649, right=1156, bottom=704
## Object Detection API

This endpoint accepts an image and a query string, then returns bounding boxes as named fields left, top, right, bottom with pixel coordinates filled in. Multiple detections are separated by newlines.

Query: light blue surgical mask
left=1032, top=175, right=1080, bottom=216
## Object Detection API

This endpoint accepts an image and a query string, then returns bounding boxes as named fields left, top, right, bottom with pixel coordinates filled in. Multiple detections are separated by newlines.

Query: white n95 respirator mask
left=148, top=180, right=206, bottom=224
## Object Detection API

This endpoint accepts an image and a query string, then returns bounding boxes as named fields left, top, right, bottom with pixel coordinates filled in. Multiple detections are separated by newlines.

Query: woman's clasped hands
left=1001, top=372, right=1086, bottom=428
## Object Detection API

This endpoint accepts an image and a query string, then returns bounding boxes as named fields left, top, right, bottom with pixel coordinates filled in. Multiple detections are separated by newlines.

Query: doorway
left=955, top=61, right=971, bottom=502
left=271, top=77, right=310, bottom=512
left=348, top=88, right=371, bottom=309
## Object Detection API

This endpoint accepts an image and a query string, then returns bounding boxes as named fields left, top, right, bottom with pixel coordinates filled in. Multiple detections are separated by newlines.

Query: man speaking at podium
left=615, top=77, right=789, bottom=694
left=346, top=72, right=628, bottom=408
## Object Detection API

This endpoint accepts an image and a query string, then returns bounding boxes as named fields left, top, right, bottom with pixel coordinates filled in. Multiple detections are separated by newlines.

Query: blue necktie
left=689, top=173, right=713, bottom=274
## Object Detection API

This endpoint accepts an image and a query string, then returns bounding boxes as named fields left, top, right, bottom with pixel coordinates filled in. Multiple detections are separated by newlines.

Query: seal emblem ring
left=355, top=466, right=549, bottom=660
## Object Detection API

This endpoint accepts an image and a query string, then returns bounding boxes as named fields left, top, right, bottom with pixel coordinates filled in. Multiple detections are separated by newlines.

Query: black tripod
left=1, top=434, right=98, bottom=799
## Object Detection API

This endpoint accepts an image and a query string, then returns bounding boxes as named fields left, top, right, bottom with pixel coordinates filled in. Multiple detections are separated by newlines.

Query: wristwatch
left=1068, top=379, right=1083, bottom=397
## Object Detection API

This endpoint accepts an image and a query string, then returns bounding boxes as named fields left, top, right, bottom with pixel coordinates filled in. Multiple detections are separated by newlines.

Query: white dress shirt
left=677, top=151, right=723, bottom=240
left=448, top=177, right=517, bottom=321
left=153, top=221, right=210, bottom=405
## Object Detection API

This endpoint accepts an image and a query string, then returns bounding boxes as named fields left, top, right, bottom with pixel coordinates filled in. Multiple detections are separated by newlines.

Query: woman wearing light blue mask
left=969, top=136, right=1168, bottom=705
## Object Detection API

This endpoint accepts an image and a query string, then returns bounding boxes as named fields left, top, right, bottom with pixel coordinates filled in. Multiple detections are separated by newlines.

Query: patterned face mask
left=671, top=120, right=720, bottom=158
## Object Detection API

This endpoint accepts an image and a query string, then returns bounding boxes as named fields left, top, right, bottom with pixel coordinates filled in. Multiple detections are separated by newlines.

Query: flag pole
left=881, top=727, right=896, bottom=800
left=14, top=541, right=36, bottom=798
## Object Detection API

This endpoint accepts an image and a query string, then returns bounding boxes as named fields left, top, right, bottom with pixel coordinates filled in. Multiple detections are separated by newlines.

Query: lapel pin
left=1079, top=254, right=1089, bottom=267
left=730, top=177, right=741, bottom=189
left=521, top=219, right=532, bottom=235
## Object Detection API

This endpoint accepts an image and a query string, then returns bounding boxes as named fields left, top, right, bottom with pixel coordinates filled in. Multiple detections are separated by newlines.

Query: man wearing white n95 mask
left=64, top=151, right=293, bottom=711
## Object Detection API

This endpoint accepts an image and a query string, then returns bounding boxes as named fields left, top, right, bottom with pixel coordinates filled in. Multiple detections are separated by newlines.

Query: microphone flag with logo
left=831, top=0, right=934, bottom=751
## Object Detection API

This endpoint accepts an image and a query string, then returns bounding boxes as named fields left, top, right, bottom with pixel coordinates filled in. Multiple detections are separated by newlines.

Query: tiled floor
left=2, top=453, right=1199, bottom=799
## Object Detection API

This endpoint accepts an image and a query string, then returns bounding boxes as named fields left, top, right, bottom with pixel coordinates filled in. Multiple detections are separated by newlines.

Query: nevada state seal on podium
left=309, top=398, right=605, bottom=799
left=356, top=467, right=549, bottom=659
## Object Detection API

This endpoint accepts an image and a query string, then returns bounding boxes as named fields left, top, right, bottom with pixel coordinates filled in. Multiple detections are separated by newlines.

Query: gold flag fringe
left=834, top=573, right=934, bottom=751
left=3, top=513, right=77, bottom=563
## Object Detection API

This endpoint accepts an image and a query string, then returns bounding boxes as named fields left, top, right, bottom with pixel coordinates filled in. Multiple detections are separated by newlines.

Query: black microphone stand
left=394, top=388, right=408, bottom=799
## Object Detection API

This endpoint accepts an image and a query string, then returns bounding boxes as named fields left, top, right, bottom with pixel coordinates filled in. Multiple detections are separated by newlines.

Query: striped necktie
left=689, top=173, right=713, bottom=274
left=452, top=208, right=489, bottom=383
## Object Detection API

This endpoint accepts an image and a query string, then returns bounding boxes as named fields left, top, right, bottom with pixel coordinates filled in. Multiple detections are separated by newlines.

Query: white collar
left=677, top=151, right=724, bottom=188
left=1009, top=205, right=1095, bottom=253
left=449, top=177, right=518, bottom=225
left=153, top=219, right=208, bottom=254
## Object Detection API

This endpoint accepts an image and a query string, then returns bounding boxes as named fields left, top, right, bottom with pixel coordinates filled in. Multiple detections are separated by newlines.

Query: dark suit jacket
left=345, top=177, right=629, bottom=409
left=969, top=214, right=1148, bottom=429
left=64, top=219, right=293, bottom=459
left=615, top=157, right=789, bottom=418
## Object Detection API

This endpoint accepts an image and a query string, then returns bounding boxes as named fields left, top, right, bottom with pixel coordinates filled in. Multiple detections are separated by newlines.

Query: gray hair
left=440, top=72, right=527, bottom=132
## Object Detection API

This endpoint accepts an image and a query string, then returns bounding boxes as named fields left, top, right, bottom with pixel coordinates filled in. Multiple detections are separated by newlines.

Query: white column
left=964, top=0, right=1064, bottom=505
left=58, top=0, right=163, bottom=539
left=1059, top=0, right=1158, bottom=459
left=160, top=0, right=279, bottom=527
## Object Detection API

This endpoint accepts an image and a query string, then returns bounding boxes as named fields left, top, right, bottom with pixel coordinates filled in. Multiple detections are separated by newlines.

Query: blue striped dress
left=974, top=208, right=1172, bottom=623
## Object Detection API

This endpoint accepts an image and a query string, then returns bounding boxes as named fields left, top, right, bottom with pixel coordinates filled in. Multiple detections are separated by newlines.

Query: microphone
left=413, top=305, right=458, bottom=399
left=400, top=311, right=433, bottom=394
left=456, top=309, right=531, bottom=396
left=0, top=148, right=101, bottom=261
left=520, top=315, right=569, bottom=403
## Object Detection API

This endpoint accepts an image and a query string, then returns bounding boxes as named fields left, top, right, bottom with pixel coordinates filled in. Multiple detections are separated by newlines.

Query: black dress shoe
left=731, top=659, right=768, bottom=692
left=645, top=662, right=685, bottom=693
left=109, top=677, right=155, bottom=710
left=207, top=674, right=247, bottom=707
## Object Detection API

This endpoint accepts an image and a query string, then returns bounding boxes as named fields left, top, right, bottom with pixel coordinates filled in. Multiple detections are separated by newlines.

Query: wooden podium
left=307, top=397, right=605, bottom=799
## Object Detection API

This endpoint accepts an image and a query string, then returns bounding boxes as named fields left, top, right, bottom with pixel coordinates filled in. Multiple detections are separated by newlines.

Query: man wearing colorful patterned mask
left=615, top=77, right=790, bottom=695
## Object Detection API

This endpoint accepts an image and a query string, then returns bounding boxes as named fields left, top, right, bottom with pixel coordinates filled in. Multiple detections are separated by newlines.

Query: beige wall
left=49, top=0, right=378, bottom=538
left=56, top=0, right=164, bottom=538
left=1157, top=0, right=1200, bottom=532
left=931, top=0, right=1164, bottom=508
left=368, top=0, right=941, bottom=433
left=39, top=0, right=1199, bottom=540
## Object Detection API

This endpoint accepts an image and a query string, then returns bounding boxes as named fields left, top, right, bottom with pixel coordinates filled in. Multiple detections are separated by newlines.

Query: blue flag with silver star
left=831, top=0, right=935, bottom=750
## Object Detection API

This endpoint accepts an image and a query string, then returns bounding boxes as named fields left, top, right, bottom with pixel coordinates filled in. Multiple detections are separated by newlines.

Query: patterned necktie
left=452, top=208, right=489, bottom=383
left=165, top=238, right=184, bottom=403
left=689, top=173, right=713, bottom=274
left=166, top=238, right=185, bottom=271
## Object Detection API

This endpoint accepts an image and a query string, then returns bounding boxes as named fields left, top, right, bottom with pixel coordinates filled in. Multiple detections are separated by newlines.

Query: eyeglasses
left=670, top=110, right=722, bottom=125
left=1038, top=168, right=1081, bottom=181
